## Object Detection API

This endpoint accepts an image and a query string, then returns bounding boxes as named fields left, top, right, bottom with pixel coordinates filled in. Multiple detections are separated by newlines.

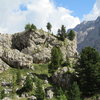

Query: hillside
left=0, top=29, right=77, bottom=71
left=0, top=27, right=99, bottom=100
left=0, top=28, right=80, bottom=100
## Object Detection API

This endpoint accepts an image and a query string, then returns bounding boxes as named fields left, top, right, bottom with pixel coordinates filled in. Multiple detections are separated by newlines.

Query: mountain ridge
left=73, top=16, right=100, bottom=52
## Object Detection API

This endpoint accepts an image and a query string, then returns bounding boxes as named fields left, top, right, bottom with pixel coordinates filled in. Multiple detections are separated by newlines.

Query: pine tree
left=25, top=23, right=37, bottom=31
left=31, top=24, right=37, bottom=30
left=49, top=46, right=63, bottom=73
left=46, top=22, right=52, bottom=32
left=57, top=87, right=67, bottom=100
left=68, top=82, right=81, bottom=100
left=68, top=30, right=75, bottom=41
left=75, top=47, right=100, bottom=96
left=57, top=25, right=67, bottom=41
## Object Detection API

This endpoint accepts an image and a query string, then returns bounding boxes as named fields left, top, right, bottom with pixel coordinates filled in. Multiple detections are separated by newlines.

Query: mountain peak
left=73, top=16, right=100, bottom=52
left=96, top=16, right=100, bottom=23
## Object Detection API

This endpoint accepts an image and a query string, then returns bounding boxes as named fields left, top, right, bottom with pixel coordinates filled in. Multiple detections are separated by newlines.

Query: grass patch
left=33, top=63, right=49, bottom=75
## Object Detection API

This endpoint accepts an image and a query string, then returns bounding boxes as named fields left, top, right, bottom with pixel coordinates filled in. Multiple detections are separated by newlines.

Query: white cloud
left=84, top=0, right=100, bottom=21
left=0, top=0, right=80, bottom=34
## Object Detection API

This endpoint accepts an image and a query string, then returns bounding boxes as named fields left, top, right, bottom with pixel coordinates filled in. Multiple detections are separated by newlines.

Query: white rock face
left=73, top=16, right=100, bottom=52
left=12, top=29, right=77, bottom=63
left=0, top=29, right=77, bottom=70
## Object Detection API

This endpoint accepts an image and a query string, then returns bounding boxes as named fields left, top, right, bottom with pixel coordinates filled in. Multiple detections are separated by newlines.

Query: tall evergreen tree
left=57, top=25, right=67, bottom=41
left=68, top=82, right=81, bottom=100
left=46, top=22, right=52, bottom=32
left=75, top=47, right=100, bottom=96
left=49, top=46, right=63, bottom=73
left=68, top=30, right=75, bottom=41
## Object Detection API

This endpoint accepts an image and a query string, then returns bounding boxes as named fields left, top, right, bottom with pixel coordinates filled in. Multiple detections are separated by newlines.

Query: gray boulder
left=52, top=67, right=74, bottom=89
left=0, top=46, right=33, bottom=69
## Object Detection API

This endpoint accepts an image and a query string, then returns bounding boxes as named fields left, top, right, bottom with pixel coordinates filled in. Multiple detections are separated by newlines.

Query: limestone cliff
left=0, top=29, right=77, bottom=70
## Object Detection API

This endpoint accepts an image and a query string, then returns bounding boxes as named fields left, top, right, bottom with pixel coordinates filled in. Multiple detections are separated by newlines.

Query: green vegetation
left=68, top=82, right=81, bottom=100
left=0, top=23, right=100, bottom=100
left=23, top=75, right=33, bottom=92
left=57, top=25, right=67, bottom=41
left=49, top=46, right=63, bottom=73
left=75, top=47, right=100, bottom=97
left=57, top=87, right=67, bottom=100
left=16, top=69, right=22, bottom=85
left=46, top=22, right=52, bottom=32
left=68, top=30, right=75, bottom=41
left=0, top=89, right=6, bottom=99
left=25, top=23, right=37, bottom=31
left=35, top=79, right=45, bottom=100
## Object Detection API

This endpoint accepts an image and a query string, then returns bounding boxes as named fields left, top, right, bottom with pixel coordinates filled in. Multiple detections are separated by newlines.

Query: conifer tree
left=57, top=25, right=67, bottom=41
left=49, top=46, right=63, bottom=73
left=75, top=47, right=100, bottom=96
left=68, top=82, right=81, bottom=100
left=68, top=30, right=75, bottom=41
left=57, top=87, right=67, bottom=100
left=25, top=23, right=37, bottom=31
left=46, top=22, right=52, bottom=32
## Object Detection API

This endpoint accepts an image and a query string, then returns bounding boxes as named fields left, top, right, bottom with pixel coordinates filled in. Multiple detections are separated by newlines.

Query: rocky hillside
left=73, top=16, right=100, bottom=52
left=0, top=29, right=77, bottom=71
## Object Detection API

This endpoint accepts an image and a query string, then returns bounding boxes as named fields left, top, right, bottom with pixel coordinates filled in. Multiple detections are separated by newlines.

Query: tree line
left=25, top=22, right=75, bottom=41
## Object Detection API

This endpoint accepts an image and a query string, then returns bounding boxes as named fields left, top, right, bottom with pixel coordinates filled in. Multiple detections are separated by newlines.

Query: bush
left=0, top=89, right=6, bottom=99
left=16, top=69, right=21, bottom=85
left=35, top=79, right=45, bottom=100
left=23, top=75, right=33, bottom=92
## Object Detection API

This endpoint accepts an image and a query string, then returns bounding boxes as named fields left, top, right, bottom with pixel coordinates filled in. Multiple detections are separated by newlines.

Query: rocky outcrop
left=0, top=29, right=77, bottom=70
left=0, top=59, right=10, bottom=73
left=52, top=67, right=74, bottom=89
left=12, top=29, right=77, bottom=63
left=73, top=16, right=100, bottom=52
left=0, top=46, right=33, bottom=69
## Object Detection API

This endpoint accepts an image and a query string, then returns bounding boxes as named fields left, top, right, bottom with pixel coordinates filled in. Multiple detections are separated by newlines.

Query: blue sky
left=54, top=0, right=96, bottom=19
left=0, top=0, right=100, bottom=33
